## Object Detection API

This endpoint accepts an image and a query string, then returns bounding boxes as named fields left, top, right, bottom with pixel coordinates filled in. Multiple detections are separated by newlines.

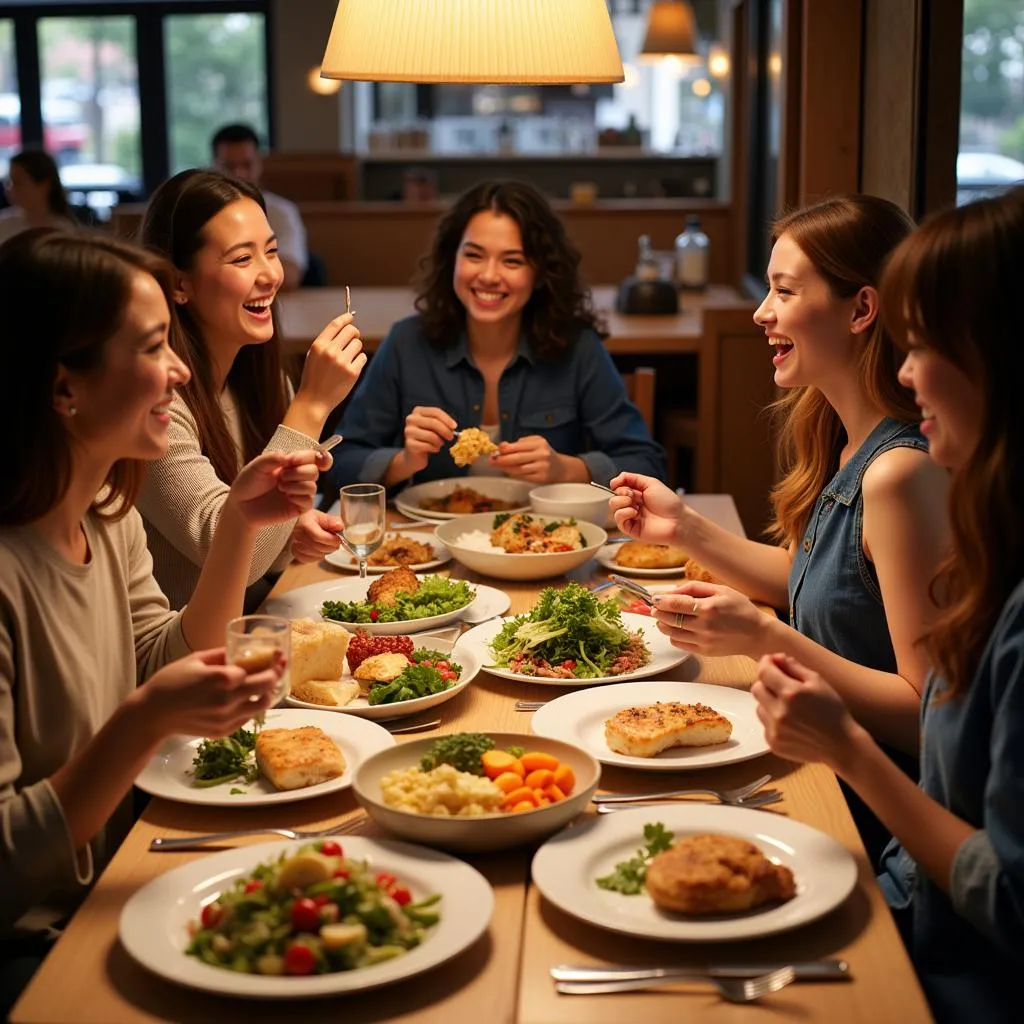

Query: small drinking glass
left=339, top=483, right=386, bottom=578
left=225, top=614, right=291, bottom=708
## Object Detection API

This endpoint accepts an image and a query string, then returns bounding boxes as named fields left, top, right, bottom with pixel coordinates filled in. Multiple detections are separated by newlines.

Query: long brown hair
left=766, top=196, right=917, bottom=547
left=139, top=169, right=288, bottom=483
left=414, top=179, right=602, bottom=360
left=11, top=149, right=71, bottom=218
left=880, top=188, right=1024, bottom=697
left=0, top=229, right=176, bottom=525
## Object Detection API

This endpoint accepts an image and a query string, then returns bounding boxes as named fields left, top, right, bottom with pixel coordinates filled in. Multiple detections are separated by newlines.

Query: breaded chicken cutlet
left=254, top=726, right=346, bottom=791
left=366, top=565, right=420, bottom=608
left=604, top=702, right=733, bottom=757
left=613, top=541, right=689, bottom=570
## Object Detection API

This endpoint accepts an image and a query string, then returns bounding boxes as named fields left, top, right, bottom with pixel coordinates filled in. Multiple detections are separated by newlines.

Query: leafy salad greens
left=321, top=576, right=475, bottom=624
left=191, top=726, right=261, bottom=788
left=367, top=649, right=464, bottom=706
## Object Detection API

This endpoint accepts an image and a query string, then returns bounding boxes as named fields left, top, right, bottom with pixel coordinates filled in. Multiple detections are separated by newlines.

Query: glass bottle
left=675, top=214, right=710, bottom=290
left=635, top=234, right=660, bottom=280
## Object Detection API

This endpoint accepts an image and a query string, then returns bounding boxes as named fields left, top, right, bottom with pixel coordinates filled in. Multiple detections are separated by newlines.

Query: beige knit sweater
left=0, top=509, right=189, bottom=937
left=136, top=388, right=315, bottom=610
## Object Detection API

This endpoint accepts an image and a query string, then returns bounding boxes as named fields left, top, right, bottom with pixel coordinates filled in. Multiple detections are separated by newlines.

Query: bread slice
left=255, top=726, right=346, bottom=791
left=291, top=619, right=352, bottom=687
left=289, top=678, right=360, bottom=707
left=604, top=702, right=733, bottom=757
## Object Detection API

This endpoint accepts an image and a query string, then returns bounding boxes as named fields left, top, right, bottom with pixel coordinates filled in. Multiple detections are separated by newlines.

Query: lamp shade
left=321, top=0, right=625, bottom=84
left=640, top=1, right=699, bottom=61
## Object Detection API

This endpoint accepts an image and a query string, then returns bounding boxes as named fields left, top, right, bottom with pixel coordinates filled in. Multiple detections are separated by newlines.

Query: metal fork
left=515, top=700, right=547, bottom=711
left=149, top=817, right=365, bottom=852
left=595, top=790, right=783, bottom=813
left=554, top=965, right=797, bottom=1001
left=592, top=773, right=772, bottom=805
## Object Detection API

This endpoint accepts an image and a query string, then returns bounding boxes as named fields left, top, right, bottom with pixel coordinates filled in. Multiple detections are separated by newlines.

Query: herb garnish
left=191, top=726, right=261, bottom=788
left=595, top=822, right=675, bottom=894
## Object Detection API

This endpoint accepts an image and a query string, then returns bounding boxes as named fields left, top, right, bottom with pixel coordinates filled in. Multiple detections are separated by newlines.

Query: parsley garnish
left=595, top=822, right=675, bottom=894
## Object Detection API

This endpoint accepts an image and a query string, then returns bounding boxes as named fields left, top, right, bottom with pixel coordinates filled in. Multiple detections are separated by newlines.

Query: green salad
left=191, top=726, right=260, bottom=788
left=321, top=576, right=475, bottom=624
left=367, top=648, right=464, bottom=706
left=488, top=582, right=651, bottom=679
left=187, top=840, right=440, bottom=976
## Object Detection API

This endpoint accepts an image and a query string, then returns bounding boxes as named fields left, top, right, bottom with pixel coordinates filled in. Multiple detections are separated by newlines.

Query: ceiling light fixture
left=639, top=1, right=701, bottom=63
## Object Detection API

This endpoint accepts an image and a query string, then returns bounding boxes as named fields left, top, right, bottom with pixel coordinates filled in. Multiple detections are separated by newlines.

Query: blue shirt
left=326, top=315, right=667, bottom=490
left=878, top=578, right=1024, bottom=1023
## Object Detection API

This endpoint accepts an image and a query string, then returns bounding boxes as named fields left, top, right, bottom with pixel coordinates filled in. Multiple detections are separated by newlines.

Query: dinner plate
left=134, top=709, right=394, bottom=807
left=119, top=837, right=494, bottom=998
left=530, top=681, right=770, bottom=770
left=324, top=534, right=452, bottom=574
left=531, top=804, right=858, bottom=942
left=395, top=477, right=533, bottom=521
left=266, top=575, right=510, bottom=635
left=285, top=637, right=482, bottom=721
left=595, top=544, right=690, bottom=578
left=453, top=612, right=687, bottom=687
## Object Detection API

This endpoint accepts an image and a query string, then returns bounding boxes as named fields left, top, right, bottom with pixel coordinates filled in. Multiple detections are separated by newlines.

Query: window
left=165, top=11, right=268, bottom=174
left=0, top=19, right=18, bottom=179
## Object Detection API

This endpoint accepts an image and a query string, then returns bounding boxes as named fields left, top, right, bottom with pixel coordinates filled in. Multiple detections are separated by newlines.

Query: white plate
left=285, top=637, right=481, bottom=721
left=266, top=575, right=510, bottom=635
left=324, top=535, right=452, bottom=574
left=134, top=709, right=395, bottom=806
left=595, top=544, right=691, bottom=578
left=453, top=612, right=687, bottom=688
left=395, top=477, right=533, bottom=520
left=530, top=681, right=770, bottom=770
left=120, top=837, right=494, bottom=998
left=532, top=804, right=858, bottom=942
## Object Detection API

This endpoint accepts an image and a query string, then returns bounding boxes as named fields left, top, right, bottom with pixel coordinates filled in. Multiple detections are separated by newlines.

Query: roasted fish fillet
left=254, top=726, right=346, bottom=790
left=604, top=702, right=733, bottom=757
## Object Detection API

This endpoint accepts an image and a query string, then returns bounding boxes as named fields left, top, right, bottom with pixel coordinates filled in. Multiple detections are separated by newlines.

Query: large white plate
left=120, top=837, right=494, bottom=998
left=395, top=477, right=533, bottom=521
left=285, top=636, right=481, bottom=721
left=266, top=575, right=510, bottom=635
left=453, top=612, right=687, bottom=688
left=595, top=544, right=691, bottom=578
left=324, top=534, right=452, bottom=574
left=530, top=681, right=770, bottom=770
left=532, top=804, right=858, bottom=942
left=134, top=709, right=395, bottom=807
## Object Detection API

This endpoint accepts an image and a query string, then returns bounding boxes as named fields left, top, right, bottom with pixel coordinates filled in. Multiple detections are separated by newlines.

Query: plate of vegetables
left=119, top=836, right=494, bottom=997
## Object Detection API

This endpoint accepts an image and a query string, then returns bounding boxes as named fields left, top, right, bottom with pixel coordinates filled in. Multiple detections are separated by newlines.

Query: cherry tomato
left=375, top=872, right=397, bottom=890
left=420, top=659, right=432, bottom=667
left=333, top=867, right=350, bottom=880
left=436, top=661, right=449, bottom=670
left=319, top=840, right=343, bottom=857
left=200, top=901, right=223, bottom=928
left=369, top=609, right=379, bottom=621
left=243, top=880, right=263, bottom=894
left=313, top=894, right=331, bottom=907
left=290, top=897, right=321, bottom=932
left=389, top=885, right=412, bottom=906
left=561, top=660, right=577, bottom=670
left=284, top=942, right=318, bottom=976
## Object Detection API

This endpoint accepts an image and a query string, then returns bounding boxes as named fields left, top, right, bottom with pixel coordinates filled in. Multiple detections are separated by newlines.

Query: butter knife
left=551, top=960, right=849, bottom=983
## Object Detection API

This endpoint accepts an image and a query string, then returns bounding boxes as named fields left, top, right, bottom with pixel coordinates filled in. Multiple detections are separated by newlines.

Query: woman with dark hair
left=0, top=229, right=323, bottom=1013
left=752, top=187, right=1024, bottom=1024
left=136, top=169, right=366, bottom=609
left=0, top=150, right=74, bottom=244
left=326, top=179, right=665, bottom=492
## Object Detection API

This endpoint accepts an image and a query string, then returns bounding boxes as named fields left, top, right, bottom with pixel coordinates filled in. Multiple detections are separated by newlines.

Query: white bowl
left=434, top=512, right=606, bottom=581
left=529, top=483, right=612, bottom=526
left=352, top=731, right=600, bottom=853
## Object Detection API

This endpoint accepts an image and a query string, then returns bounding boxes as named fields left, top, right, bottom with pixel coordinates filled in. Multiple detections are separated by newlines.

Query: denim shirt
left=326, top=315, right=667, bottom=490
left=789, top=418, right=928, bottom=671
left=877, top=578, right=1024, bottom=1023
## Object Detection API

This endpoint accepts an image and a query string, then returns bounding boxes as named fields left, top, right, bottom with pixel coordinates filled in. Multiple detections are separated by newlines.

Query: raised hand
left=402, top=406, right=458, bottom=473
left=608, top=471, right=685, bottom=545
left=651, top=580, right=772, bottom=659
left=228, top=449, right=328, bottom=528
left=295, top=313, right=367, bottom=411
left=490, top=435, right=583, bottom=484
left=290, top=509, right=344, bottom=562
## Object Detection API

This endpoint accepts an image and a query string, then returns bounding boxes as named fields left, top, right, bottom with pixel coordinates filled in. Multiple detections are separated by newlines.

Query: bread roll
left=291, top=619, right=352, bottom=687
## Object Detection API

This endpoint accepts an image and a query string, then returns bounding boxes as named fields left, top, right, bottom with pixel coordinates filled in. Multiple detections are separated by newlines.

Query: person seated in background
left=609, top=196, right=950, bottom=862
left=0, top=150, right=76, bottom=245
left=0, top=229, right=323, bottom=1015
left=326, top=178, right=666, bottom=497
left=753, top=187, right=1024, bottom=1024
left=210, top=123, right=308, bottom=289
left=136, top=170, right=365, bottom=610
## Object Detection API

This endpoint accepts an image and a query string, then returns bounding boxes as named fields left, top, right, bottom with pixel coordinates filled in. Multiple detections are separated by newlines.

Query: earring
left=67, top=405, right=77, bottom=416
left=175, top=296, right=187, bottom=305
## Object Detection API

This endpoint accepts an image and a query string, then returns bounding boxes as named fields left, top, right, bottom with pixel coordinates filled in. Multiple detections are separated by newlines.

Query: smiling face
left=62, top=271, right=191, bottom=463
left=177, top=197, right=283, bottom=350
left=753, top=233, right=869, bottom=390
left=453, top=210, right=537, bottom=330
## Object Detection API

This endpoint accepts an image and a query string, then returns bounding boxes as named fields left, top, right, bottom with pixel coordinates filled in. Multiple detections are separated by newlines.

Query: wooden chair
left=623, top=366, right=656, bottom=434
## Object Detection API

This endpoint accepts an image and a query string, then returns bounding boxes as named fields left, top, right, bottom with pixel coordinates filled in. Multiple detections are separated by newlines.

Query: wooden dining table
left=11, top=496, right=933, bottom=1024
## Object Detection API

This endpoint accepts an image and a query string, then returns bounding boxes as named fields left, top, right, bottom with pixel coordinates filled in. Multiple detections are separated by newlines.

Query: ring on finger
left=674, top=611, right=685, bottom=628
left=691, top=597, right=699, bottom=615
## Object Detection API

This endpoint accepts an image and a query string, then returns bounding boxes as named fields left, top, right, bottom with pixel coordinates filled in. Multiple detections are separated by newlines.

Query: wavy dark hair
left=0, top=229, right=176, bottom=525
left=880, top=187, right=1024, bottom=698
left=766, top=195, right=917, bottom=548
left=10, top=149, right=70, bottom=218
left=414, top=179, right=601, bottom=360
left=139, top=169, right=288, bottom=484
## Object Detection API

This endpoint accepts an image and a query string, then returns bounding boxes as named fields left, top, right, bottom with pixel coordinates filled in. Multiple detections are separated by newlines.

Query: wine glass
left=225, top=614, right=291, bottom=711
left=339, top=482, right=386, bottom=578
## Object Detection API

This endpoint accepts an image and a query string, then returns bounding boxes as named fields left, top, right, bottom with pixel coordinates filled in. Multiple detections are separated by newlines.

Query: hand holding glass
left=339, top=483, right=386, bottom=577
left=225, top=614, right=291, bottom=709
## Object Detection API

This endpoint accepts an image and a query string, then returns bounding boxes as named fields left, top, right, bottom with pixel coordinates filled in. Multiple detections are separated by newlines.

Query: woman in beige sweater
left=136, top=169, right=365, bottom=610
left=0, top=230, right=325, bottom=1007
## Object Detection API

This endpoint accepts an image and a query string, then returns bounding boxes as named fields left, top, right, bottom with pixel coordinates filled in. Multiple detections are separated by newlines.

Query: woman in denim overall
left=610, top=197, right=950, bottom=861
left=754, top=187, right=1024, bottom=1024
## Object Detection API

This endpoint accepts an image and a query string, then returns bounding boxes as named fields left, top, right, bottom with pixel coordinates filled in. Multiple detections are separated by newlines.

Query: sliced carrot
left=510, top=800, right=536, bottom=813
left=500, top=786, right=536, bottom=809
left=481, top=750, right=518, bottom=779
left=508, top=758, right=526, bottom=778
left=523, top=768, right=555, bottom=790
left=552, top=764, right=575, bottom=795
left=492, top=771, right=524, bottom=794
left=520, top=751, right=560, bottom=773
left=543, top=784, right=567, bottom=803
left=533, top=794, right=551, bottom=807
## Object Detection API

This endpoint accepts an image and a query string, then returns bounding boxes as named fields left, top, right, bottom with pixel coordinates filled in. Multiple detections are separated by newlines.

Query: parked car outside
left=956, top=150, right=1024, bottom=205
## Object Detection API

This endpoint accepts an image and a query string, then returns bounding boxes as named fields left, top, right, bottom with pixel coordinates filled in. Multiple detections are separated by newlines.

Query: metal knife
left=550, top=960, right=850, bottom=983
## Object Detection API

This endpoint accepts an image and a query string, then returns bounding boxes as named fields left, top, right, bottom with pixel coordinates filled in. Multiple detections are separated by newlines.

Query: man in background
left=211, top=123, right=308, bottom=290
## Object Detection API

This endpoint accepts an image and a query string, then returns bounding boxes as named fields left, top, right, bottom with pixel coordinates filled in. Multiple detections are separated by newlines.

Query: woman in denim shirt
left=325, top=180, right=665, bottom=493
left=753, top=188, right=1024, bottom=1023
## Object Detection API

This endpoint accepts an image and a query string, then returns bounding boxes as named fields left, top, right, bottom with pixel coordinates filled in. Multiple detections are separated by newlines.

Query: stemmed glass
left=225, top=614, right=291, bottom=711
left=339, top=483, right=386, bottom=578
